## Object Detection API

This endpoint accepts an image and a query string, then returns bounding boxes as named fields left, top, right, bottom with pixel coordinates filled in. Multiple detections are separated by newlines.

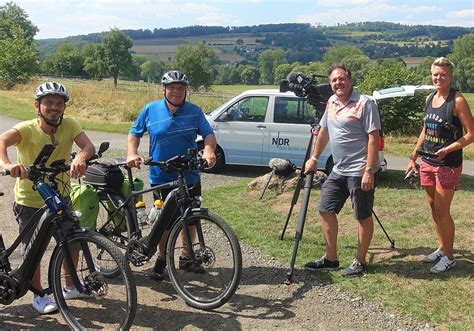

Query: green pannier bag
left=120, top=177, right=144, bottom=203
left=70, top=183, right=99, bottom=230
left=102, top=177, right=145, bottom=233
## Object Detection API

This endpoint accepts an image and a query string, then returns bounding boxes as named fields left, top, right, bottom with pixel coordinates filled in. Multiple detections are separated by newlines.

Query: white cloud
left=447, top=8, right=474, bottom=20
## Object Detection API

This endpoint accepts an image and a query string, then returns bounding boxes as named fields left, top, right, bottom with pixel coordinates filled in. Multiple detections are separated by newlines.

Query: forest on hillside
left=37, top=22, right=473, bottom=62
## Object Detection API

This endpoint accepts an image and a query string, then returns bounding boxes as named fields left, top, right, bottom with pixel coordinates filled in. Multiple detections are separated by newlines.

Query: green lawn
left=202, top=172, right=474, bottom=329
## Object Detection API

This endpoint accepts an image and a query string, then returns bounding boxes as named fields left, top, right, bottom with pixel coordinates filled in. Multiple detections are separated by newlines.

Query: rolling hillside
left=37, top=22, right=473, bottom=64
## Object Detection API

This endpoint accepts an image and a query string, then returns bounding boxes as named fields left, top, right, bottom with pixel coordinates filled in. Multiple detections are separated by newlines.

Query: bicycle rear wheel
left=167, top=211, right=242, bottom=310
left=49, top=231, right=137, bottom=330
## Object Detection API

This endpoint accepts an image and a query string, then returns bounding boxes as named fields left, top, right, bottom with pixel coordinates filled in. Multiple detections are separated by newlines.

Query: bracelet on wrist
left=310, top=155, right=318, bottom=162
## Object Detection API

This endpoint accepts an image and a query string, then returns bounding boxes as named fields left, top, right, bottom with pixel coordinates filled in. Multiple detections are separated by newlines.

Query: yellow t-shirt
left=13, top=118, right=83, bottom=208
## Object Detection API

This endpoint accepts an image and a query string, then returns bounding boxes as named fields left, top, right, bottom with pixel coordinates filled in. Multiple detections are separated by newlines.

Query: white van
left=198, top=89, right=387, bottom=174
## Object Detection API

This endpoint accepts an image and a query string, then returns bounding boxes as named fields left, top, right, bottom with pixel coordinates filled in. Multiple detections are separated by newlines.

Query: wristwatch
left=365, top=166, right=376, bottom=174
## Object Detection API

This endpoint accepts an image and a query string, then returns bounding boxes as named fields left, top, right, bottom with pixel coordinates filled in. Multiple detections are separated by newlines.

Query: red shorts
left=419, top=160, right=462, bottom=190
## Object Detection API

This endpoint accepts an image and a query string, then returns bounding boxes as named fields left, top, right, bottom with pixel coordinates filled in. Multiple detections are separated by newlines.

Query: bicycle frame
left=96, top=161, right=206, bottom=264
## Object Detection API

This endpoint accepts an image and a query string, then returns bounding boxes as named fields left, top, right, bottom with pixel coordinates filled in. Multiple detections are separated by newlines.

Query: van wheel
left=324, top=157, right=333, bottom=176
left=198, top=143, right=225, bottom=173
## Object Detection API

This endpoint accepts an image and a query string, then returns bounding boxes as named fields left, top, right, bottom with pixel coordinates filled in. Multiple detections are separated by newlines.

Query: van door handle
left=256, top=125, right=266, bottom=129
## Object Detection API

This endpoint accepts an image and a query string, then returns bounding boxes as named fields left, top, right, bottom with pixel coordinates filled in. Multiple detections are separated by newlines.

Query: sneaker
left=179, top=256, right=205, bottom=273
left=423, top=248, right=444, bottom=263
left=341, top=258, right=367, bottom=277
left=430, top=256, right=456, bottom=274
left=32, top=294, right=58, bottom=314
left=304, top=255, right=340, bottom=271
left=149, top=257, right=166, bottom=281
left=62, top=286, right=89, bottom=300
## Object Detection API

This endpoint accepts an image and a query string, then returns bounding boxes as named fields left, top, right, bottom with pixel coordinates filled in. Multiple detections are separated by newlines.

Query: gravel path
left=0, top=125, right=432, bottom=329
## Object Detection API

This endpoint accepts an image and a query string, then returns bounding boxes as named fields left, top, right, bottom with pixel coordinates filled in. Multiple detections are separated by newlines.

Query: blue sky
left=2, top=0, right=473, bottom=39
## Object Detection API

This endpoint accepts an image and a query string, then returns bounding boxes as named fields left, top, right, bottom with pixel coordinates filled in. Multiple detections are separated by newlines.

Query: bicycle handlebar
left=144, top=149, right=207, bottom=172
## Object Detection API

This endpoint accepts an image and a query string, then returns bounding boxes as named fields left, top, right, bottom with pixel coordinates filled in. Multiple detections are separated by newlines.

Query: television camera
left=279, top=72, right=333, bottom=118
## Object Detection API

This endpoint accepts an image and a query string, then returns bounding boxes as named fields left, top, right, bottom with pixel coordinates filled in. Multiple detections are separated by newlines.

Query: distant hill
left=37, top=22, right=473, bottom=64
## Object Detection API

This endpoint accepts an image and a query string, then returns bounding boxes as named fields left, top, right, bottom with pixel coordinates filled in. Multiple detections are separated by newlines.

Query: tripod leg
left=284, top=172, right=314, bottom=285
left=280, top=175, right=304, bottom=240
left=372, top=210, right=395, bottom=249
left=259, top=171, right=274, bottom=200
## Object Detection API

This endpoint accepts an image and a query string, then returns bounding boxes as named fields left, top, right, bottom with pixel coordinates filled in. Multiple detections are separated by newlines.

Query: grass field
left=203, top=172, right=474, bottom=329
left=130, top=33, right=255, bottom=63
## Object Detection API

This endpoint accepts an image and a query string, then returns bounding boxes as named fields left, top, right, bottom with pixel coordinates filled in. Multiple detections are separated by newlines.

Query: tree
left=42, top=43, right=83, bottom=77
left=124, top=54, right=148, bottom=81
left=322, top=45, right=364, bottom=65
left=214, top=65, right=240, bottom=85
left=274, top=63, right=292, bottom=84
left=358, top=61, right=425, bottom=135
left=0, top=2, right=38, bottom=89
left=240, top=65, right=260, bottom=85
left=340, top=54, right=372, bottom=85
left=174, top=44, right=218, bottom=90
left=449, top=34, right=474, bottom=92
left=258, top=49, right=286, bottom=84
left=414, top=56, right=435, bottom=84
left=102, top=28, right=133, bottom=87
left=141, top=60, right=165, bottom=83
left=82, top=44, right=107, bottom=80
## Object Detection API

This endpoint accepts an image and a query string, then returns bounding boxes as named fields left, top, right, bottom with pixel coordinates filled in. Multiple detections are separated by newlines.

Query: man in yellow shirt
left=0, top=82, right=95, bottom=314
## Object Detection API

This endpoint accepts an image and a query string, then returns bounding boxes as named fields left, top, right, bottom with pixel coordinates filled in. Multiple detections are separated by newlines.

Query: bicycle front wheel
left=167, top=211, right=242, bottom=310
left=49, top=231, right=137, bottom=330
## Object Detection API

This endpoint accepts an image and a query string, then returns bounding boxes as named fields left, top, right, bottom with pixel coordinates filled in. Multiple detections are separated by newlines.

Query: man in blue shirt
left=127, top=70, right=217, bottom=280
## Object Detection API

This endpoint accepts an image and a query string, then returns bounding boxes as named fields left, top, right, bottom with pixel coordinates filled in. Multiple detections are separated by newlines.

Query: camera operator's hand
left=303, top=158, right=317, bottom=175
left=362, top=171, right=375, bottom=191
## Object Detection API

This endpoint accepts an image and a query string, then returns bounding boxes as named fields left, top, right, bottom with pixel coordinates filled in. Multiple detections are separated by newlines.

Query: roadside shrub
left=358, top=61, right=426, bottom=135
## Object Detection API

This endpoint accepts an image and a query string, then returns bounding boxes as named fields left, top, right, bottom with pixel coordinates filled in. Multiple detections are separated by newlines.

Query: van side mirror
left=218, top=111, right=233, bottom=122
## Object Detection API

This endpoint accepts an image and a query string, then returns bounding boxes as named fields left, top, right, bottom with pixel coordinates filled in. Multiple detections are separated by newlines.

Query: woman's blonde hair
left=431, top=57, right=455, bottom=76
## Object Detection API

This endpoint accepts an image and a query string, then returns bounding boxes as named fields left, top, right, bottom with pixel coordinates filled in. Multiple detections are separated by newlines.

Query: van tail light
left=378, top=136, right=384, bottom=151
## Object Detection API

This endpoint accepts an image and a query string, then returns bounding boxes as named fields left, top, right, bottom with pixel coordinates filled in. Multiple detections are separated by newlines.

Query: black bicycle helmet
left=35, top=82, right=69, bottom=102
left=161, top=70, right=189, bottom=86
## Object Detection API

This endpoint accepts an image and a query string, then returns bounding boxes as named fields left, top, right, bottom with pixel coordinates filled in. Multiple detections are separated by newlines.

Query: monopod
left=281, top=126, right=395, bottom=285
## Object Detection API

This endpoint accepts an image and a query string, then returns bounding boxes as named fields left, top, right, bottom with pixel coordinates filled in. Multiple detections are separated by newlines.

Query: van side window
left=274, top=97, right=315, bottom=124
left=219, top=96, right=269, bottom=122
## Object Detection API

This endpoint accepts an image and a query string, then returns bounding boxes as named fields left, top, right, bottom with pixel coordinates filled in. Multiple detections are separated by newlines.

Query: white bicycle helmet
left=161, top=70, right=189, bottom=86
left=35, top=82, right=69, bottom=102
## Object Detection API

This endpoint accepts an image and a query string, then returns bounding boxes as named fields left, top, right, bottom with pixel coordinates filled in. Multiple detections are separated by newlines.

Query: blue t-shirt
left=129, top=99, right=214, bottom=185
left=320, top=89, right=381, bottom=177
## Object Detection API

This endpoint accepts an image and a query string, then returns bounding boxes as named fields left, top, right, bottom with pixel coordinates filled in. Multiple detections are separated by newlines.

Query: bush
left=358, top=61, right=425, bottom=135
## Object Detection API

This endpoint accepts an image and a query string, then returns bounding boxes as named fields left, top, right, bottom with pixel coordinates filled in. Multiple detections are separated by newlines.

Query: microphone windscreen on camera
left=269, top=158, right=291, bottom=171
left=287, top=72, right=301, bottom=83
left=269, top=158, right=296, bottom=177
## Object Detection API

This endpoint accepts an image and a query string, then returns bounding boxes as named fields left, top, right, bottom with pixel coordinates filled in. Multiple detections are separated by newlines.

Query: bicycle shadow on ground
left=129, top=265, right=329, bottom=330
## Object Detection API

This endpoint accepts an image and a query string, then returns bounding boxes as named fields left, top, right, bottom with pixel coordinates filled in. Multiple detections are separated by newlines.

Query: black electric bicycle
left=86, top=145, right=242, bottom=310
left=0, top=143, right=137, bottom=330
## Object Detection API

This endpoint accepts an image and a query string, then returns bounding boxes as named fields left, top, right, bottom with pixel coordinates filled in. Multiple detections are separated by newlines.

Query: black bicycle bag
left=83, top=163, right=124, bottom=189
